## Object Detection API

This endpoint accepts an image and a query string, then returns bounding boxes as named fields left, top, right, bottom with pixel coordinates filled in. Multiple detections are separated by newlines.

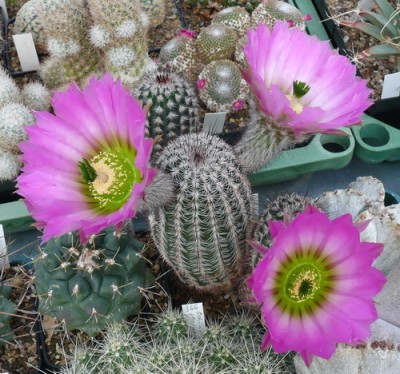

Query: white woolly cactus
left=212, top=6, right=251, bottom=37
left=21, top=82, right=51, bottom=111
left=197, top=60, right=249, bottom=113
left=139, top=0, right=166, bottom=27
left=0, top=103, right=35, bottom=153
left=0, top=150, right=22, bottom=182
left=0, top=75, right=22, bottom=109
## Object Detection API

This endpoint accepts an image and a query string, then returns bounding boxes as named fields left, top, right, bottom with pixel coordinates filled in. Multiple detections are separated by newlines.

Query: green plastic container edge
left=352, top=114, right=400, bottom=164
left=0, top=200, right=35, bottom=234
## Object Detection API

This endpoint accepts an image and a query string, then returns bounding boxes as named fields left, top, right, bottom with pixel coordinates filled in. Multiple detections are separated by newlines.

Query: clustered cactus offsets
left=60, top=309, right=294, bottom=374
left=149, top=132, right=256, bottom=294
left=0, top=68, right=50, bottom=182
left=34, top=226, right=154, bottom=336
left=159, top=4, right=310, bottom=112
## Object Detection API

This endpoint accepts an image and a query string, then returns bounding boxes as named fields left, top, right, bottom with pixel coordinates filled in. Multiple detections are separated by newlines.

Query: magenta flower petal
left=17, top=74, right=155, bottom=243
left=247, top=206, right=386, bottom=366
left=242, top=22, right=371, bottom=134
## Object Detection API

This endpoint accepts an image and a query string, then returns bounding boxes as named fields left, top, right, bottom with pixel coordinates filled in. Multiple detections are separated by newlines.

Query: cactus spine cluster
left=133, top=67, right=200, bottom=158
left=87, top=0, right=157, bottom=88
left=34, top=226, right=154, bottom=336
left=211, top=6, right=251, bottom=37
left=60, top=309, right=294, bottom=374
left=149, top=133, right=255, bottom=293
left=197, top=59, right=249, bottom=113
left=139, top=0, right=166, bottom=27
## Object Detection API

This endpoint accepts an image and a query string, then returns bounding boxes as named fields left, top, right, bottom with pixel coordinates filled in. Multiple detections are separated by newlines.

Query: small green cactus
left=196, top=24, right=239, bottom=64
left=133, top=67, right=199, bottom=158
left=34, top=226, right=154, bottom=336
left=0, top=283, right=17, bottom=345
left=212, top=6, right=251, bottom=37
left=339, top=0, right=400, bottom=69
left=197, top=59, right=249, bottom=113
left=250, top=0, right=306, bottom=30
left=149, top=133, right=255, bottom=294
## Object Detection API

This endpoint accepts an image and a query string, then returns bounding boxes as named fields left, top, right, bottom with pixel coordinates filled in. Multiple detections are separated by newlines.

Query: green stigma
left=79, top=145, right=141, bottom=214
left=272, top=249, right=336, bottom=317
left=293, top=80, right=311, bottom=99
left=79, top=158, right=97, bottom=183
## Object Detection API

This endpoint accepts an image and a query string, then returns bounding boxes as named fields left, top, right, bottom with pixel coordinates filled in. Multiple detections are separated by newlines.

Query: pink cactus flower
left=196, top=79, right=207, bottom=90
left=178, top=29, right=196, bottom=38
left=17, top=74, right=155, bottom=243
left=232, top=99, right=245, bottom=111
left=242, top=22, right=372, bottom=136
left=303, top=13, right=312, bottom=21
left=247, top=206, right=386, bottom=366
left=286, top=19, right=295, bottom=28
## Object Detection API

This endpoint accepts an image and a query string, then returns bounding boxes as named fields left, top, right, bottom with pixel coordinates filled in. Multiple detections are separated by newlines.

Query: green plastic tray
left=352, top=114, right=400, bottom=164
left=249, top=127, right=355, bottom=186
left=0, top=200, right=35, bottom=234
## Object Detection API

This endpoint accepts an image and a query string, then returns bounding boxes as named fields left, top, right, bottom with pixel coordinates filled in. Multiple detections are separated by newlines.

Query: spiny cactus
left=250, top=0, right=307, bottom=30
left=87, top=0, right=156, bottom=88
left=0, top=283, right=17, bottom=345
left=197, top=24, right=239, bottom=64
left=0, top=103, right=36, bottom=153
left=39, top=0, right=101, bottom=90
left=133, top=67, right=199, bottom=158
left=339, top=0, right=400, bottom=69
left=0, top=150, right=22, bottom=182
left=197, top=59, right=249, bottom=113
left=139, top=0, right=166, bottom=27
left=159, top=30, right=204, bottom=84
left=149, top=133, right=255, bottom=294
left=212, top=6, right=251, bottom=37
left=233, top=99, right=311, bottom=173
left=21, top=82, right=51, bottom=111
left=13, top=0, right=47, bottom=54
left=34, top=226, right=154, bottom=336
left=0, top=73, right=22, bottom=109
left=60, top=309, right=294, bottom=374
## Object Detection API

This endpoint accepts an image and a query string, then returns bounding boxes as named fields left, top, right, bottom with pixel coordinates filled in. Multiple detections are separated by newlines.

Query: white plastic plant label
left=12, top=33, right=40, bottom=72
left=181, top=302, right=206, bottom=338
left=0, top=0, right=8, bottom=23
left=203, top=112, right=226, bottom=134
left=381, top=72, right=400, bottom=99
left=0, top=224, right=9, bottom=270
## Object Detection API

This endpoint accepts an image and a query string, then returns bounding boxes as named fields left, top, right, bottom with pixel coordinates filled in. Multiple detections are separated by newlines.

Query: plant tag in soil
left=12, top=33, right=40, bottom=72
left=0, top=0, right=8, bottom=23
left=203, top=112, right=226, bottom=134
left=381, top=72, right=400, bottom=99
left=0, top=224, right=9, bottom=270
left=182, top=302, right=206, bottom=338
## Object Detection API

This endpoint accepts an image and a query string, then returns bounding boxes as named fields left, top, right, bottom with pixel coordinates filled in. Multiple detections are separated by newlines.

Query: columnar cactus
left=197, top=60, right=249, bottom=113
left=34, top=226, right=154, bottom=336
left=39, top=0, right=101, bottom=90
left=149, top=133, right=255, bottom=293
left=250, top=0, right=307, bottom=30
left=197, top=24, right=239, bottom=63
left=133, top=67, right=199, bottom=158
left=211, top=6, right=251, bottom=37
left=87, top=0, right=156, bottom=88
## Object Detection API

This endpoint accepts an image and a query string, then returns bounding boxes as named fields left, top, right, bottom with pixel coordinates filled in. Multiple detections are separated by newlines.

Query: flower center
left=287, top=80, right=311, bottom=115
left=272, top=248, right=336, bottom=317
left=79, top=147, right=141, bottom=214
left=286, top=265, right=320, bottom=302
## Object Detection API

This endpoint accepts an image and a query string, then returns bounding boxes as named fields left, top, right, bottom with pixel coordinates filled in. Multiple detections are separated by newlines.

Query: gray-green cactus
left=197, top=59, right=249, bottom=113
left=339, top=0, right=400, bottom=70
left=133, top=67, right=199, bottom=158
left=0, top=283, right=17, bottom=345
left=250, top=0, right=306, bottom=30
left=197, top=24, right=239, bottom=64
left=149, top=133, right=255, bottom=294
left=34, top=226, right=154, bottom=336
left=212, top=6, right=251, bottom=37
left=139, top=0, right=166, bottom=27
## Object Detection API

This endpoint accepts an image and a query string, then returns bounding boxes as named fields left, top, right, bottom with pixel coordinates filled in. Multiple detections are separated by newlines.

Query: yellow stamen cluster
left=289, top=268, right=319, bottom=302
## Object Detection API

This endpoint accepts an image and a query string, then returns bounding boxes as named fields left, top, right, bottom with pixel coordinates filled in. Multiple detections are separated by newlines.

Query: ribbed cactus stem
left=234, top=102, right=310, bottom=173
left=150, top=133, right=255, bottom=294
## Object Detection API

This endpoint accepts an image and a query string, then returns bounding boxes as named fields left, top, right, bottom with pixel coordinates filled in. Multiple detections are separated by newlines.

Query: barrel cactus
left=197, top=24, right=238, bottom=64
left=34, top=226, right=154, bottom=336
left=197, top=59, right=249, bottom=113
left=139, top=0, right=166, bottom=27
left=149, top=133, right=255, bottom=294
left=250, top=0, right=307, bottom=30
left=212, top=6, right=251, bottom=37
left=0, top=283, right=17, bottom=345
left=133, top=67, right=199, bottom=158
